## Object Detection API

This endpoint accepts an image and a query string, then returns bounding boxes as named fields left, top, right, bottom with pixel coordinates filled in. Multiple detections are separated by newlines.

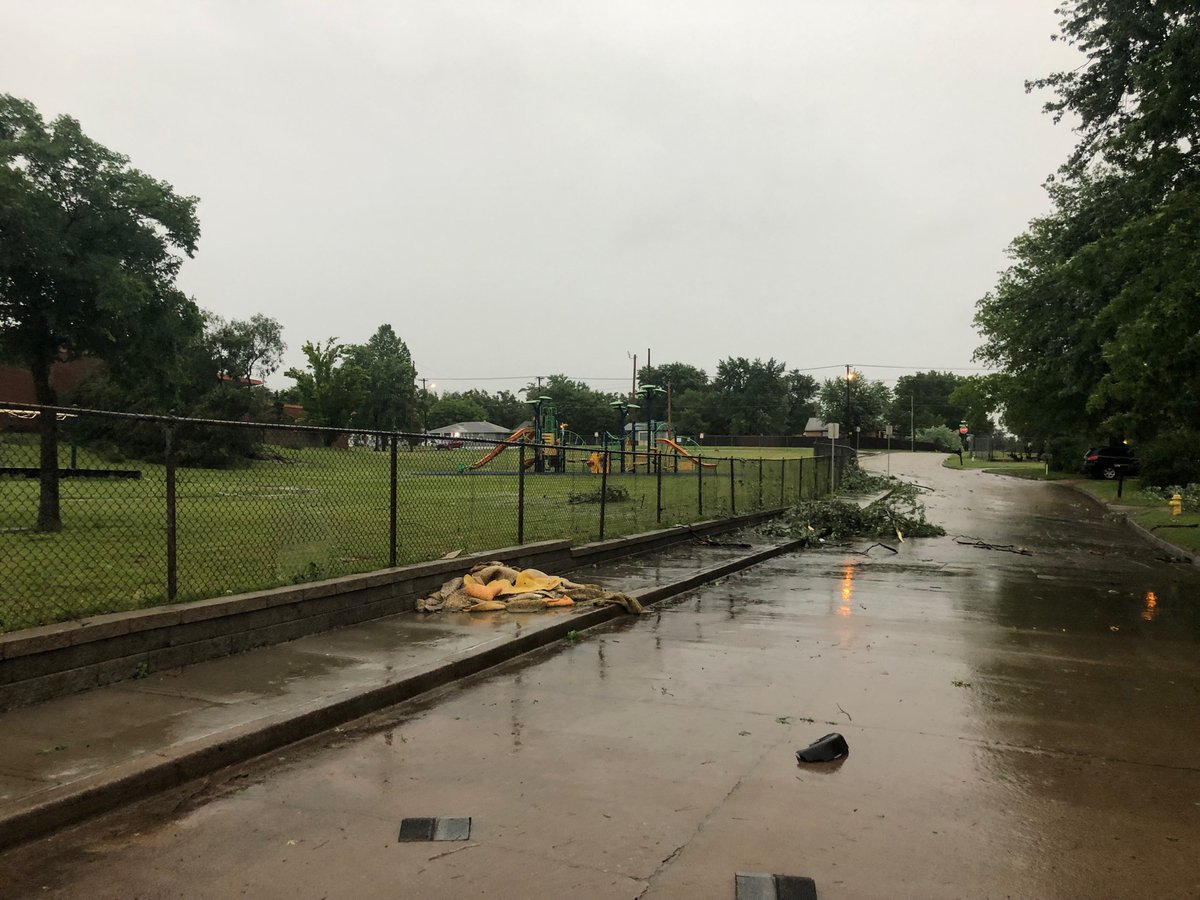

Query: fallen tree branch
left=954, top=539, right=1033, bottom=556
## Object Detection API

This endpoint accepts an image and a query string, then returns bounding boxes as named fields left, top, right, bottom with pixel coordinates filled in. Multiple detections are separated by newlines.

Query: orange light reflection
left=838, top=564, right=854, bottom=617
left=1143, top=590, right=1158, bottom=622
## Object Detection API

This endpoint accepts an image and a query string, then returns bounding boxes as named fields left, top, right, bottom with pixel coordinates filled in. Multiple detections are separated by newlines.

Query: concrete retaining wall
left=0, top=511, right=782, bottom=711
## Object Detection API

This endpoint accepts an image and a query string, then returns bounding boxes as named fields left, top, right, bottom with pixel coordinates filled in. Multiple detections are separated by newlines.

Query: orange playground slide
left=469, top=426, right=535, bottom=469
left=656, top=438, right=718, bottom=468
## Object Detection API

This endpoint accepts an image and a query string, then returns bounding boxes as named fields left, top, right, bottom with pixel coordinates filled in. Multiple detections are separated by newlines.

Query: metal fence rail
left=0, top=404, right=853, bottom=632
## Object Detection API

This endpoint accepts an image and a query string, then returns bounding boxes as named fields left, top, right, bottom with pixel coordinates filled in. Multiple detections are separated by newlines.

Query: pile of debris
left=416, top=561, right=644, bottom=615
left=763, top=480, right=945, bottom=548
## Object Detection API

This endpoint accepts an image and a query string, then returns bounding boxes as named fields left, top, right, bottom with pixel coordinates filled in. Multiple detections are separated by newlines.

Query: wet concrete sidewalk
left=4, top=454, right=1200, bottom=899
left=0, top=537, right=771, bottom=821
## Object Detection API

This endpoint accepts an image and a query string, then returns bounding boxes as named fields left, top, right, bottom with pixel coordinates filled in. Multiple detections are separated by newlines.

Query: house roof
left=427, top=420, right=511, bottom=436
left=804, top=417, right=827, bottom=432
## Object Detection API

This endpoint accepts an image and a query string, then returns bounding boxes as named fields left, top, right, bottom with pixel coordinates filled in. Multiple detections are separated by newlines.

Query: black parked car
left=1082, top=445, right=1140, bottom=479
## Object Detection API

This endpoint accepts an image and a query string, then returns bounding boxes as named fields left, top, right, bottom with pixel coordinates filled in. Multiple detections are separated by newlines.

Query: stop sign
left=958, top=424, right=968, bottom=435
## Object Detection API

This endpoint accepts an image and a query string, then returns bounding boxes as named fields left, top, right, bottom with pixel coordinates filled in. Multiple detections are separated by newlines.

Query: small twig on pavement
left=426, top=844, right=476, bottom=863
left=836, top=703, right=852, bottom=722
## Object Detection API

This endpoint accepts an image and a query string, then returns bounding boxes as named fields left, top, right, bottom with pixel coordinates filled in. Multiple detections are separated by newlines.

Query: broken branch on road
left=954, top=539, right=1033, bottom=556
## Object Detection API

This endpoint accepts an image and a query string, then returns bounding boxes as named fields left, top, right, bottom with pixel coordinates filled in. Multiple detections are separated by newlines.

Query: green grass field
left=941, top=455, right=1073, bottom=480
left=0, top=434, right=828, bottom=632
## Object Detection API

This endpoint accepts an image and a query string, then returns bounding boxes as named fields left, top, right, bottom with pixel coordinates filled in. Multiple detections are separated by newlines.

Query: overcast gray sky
left=2, top=1, right=1079, bottom=394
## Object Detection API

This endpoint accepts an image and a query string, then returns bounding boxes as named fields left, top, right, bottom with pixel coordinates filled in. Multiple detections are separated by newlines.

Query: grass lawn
left=941, top=455, right=1073, bottom=480
left=0, top=434, right=830, bottom=632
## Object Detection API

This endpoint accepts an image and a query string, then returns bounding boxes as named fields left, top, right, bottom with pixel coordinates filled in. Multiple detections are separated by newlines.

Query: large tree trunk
left=32, top=355, right=63, bottom=532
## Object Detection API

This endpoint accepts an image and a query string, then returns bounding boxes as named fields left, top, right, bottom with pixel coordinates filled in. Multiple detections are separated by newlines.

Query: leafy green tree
left=947, top=376, right=998, bottom=436
left=0, top=95, right=200, bottom=530
left=436, top=389, right=524, bottom=430
left=712, top=357, right=791, bottom=434
left=529, top=375, right=616, bottom=437
left=887, top=371, right=967, bottom=434
left=817, top=371, right=891, bottom=434
left=426, top=396, right=487, bottom=430
left=284, top=339, right=363, bottom=442
left=638, top=363, right=708, bottom=395
left=207, top=313, right=285, bottom=386
left=783, top=371, right=819, bottom=434
left=1031, top=1, right=1200, bottom=185
left=669, top=387, right=713, bottom=437
left=976, top=4, right=1200, bottom=466
left=345, top=324, right=417, bottom=444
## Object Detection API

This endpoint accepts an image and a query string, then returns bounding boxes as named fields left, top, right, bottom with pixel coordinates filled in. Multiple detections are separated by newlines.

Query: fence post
left=729, top=457, right=736, bottom=515
left=757, top=457, right=764, bottom=509
left=517, top=443, right=526, bottom=545
left=697, top=452, right=704, bottom=518
left=164, top=422, right=177, bottom=601
left=780, top=458, right=786, bottom=507
left=599, top=454, right=608, bottom=540
left=656, top=449, right=663, bottom=523
left=389, top=433, right=398, bottom=567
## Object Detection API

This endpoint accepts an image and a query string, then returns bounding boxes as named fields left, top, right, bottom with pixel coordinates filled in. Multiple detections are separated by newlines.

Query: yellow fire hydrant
left=1169, top=493, right=1183, bottom=516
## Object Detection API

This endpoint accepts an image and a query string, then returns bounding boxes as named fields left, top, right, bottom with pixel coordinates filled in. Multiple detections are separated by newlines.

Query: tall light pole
left=844, top=365, right=856, bottom=449
left=419, top=378, right=436, bottom=434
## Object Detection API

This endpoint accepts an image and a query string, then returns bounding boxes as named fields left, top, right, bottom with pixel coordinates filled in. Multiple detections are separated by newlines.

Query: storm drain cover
left=735, top=872, right=818, bottom=900
left=398, top=817, right=472, bottom=842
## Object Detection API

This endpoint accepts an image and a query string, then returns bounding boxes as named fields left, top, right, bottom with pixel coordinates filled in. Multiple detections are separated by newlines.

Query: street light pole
left=844, top=365, right=855, bottom=451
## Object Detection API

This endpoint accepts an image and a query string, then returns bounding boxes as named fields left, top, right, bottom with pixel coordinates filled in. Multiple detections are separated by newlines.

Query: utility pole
left=910, top=395, right=915, bottom=452
left=844, top=364, right=854, bottom=444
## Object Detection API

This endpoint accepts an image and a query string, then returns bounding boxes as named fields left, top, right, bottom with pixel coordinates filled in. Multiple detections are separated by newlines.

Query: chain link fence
left=0, top=404, right=853, bottom=633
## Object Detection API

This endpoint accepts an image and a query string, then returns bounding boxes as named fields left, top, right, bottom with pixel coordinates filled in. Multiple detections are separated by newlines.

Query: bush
left=1138, top=429, right=1200, bottom=489
left=1044, top=434, right=1089, bottom=473
left=916, top=425, right=960, bottom=453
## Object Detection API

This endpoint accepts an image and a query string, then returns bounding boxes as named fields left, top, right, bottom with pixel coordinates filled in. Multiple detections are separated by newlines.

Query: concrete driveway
left=3, top=453, right=1198, bottom=899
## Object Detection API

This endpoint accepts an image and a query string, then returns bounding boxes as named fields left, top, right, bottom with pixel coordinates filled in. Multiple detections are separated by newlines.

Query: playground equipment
left=468, top=425, right=535, bottom=470
left=656, top=437, right=718, bottom=470
left=586, top=451, right=610, bottom=474
left=467, top=398, right=569, bottom=473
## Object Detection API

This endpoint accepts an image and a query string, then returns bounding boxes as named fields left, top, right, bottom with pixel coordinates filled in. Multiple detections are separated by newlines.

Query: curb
left=0, top=538, right=805, bottom=851
left=1122, top=516, right=1200, bottom=566
left=1057, top=482, right=1199, bottom=565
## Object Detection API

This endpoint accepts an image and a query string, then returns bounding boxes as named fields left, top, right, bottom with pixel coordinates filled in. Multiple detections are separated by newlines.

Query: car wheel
left=1101, top=465, right=1118, bottom=480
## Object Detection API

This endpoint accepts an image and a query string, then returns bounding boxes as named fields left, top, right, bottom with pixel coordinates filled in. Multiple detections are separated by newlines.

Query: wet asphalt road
left=3, top=454, right=1198, bottom=899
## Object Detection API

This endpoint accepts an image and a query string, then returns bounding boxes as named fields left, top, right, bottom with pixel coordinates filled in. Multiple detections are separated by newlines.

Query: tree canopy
left=345, top=324, right=417, bottom=435
left=974, top=2, right=1200, bottom=475
left=1, top=95, right=200, bottom=530
left=817, top=370, right=891, bottom=434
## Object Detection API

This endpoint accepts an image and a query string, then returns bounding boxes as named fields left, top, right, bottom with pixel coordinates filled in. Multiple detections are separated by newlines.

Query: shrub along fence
left=0, top=403, right=853, bottom=633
